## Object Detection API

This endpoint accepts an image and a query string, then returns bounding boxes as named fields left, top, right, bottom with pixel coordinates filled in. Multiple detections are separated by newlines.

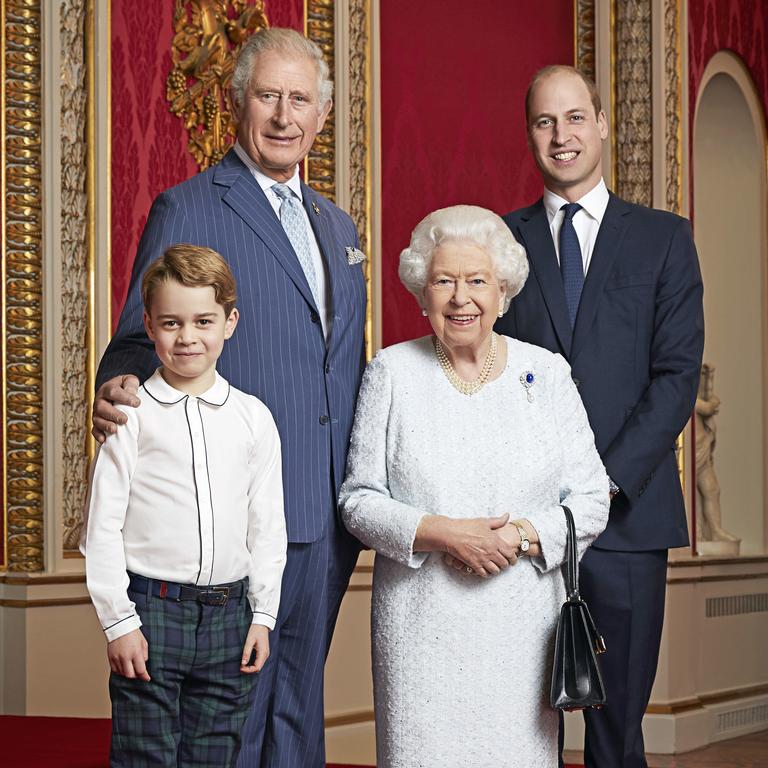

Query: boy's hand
left=107, top=629, right=150, bottom=681
left=92, top=374, right=141, bottom=443
left=240, top=624, right=269, bottom=674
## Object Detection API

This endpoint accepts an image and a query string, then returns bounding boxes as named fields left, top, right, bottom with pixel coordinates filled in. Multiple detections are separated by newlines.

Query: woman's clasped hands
left=443, top=513, right=518, bottom=577
left=414, top=512, right=540, bottom=579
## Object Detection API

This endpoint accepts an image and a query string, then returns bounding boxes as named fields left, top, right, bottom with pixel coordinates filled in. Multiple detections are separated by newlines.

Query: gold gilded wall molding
left=60, top=0, right=91, bottom=555
left=613, top=0, right=653, bottom=206
left=347, top=0, right=373, bottom=358
left=664, top=0, right=683, bottom=215
left=2, top=0, right=44, bottom=572
left=575, top=0, right=596, bottom=80
left=306, top=0, right=336, bottom=201
left=662, top=0, right=685, bottom=489
left=167, top=0, right=269, bottom=170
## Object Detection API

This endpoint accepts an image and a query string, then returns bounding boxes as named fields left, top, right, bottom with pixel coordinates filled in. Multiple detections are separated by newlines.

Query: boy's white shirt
left=81, top=368, right=287, bottom=642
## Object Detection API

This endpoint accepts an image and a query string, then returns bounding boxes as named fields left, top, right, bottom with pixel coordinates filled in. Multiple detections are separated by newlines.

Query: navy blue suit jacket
left=496, top=194, right=704, bottom=551
left=97, top=150, right=367, bottom=544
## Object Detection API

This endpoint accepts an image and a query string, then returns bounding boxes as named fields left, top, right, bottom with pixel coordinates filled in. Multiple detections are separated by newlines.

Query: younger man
left=82, top=244, right=287, bottom=768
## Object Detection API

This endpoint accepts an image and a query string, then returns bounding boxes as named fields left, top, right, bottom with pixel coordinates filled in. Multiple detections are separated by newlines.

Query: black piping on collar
left=141, top=379, right=231, bottom=408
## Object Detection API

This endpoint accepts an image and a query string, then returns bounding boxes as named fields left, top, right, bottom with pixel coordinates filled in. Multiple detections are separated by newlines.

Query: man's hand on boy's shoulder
left=240, top=624, right=270, bottom=675
left=108, top=628, right=150, bottom=681
left=92, top=374, right=141, bottom=443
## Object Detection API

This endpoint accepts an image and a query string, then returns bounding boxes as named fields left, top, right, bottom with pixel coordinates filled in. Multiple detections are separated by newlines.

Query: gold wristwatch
left=514, top=523, right=530, bottom=555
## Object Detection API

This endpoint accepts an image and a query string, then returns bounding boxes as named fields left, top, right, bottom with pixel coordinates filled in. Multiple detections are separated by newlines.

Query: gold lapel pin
left=312, top=202, right=320, bottom=216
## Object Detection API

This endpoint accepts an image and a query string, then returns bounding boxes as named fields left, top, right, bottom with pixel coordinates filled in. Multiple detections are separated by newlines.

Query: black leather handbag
left=550, top=505, right=607, bottom=710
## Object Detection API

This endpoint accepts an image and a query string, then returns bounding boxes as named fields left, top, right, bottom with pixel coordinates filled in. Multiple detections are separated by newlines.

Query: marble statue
left=695, top=363, right=740, bottom=555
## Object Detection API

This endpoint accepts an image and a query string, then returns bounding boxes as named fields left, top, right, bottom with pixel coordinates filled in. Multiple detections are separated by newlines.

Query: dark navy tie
left=559, top=203, right=584, bottom=327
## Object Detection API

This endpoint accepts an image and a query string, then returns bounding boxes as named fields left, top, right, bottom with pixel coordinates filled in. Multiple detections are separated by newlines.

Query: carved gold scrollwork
left=3, top=0, right=45, bottom=571
left=613, top=0, right=653, bottom=207
left=663, top=0, right=685, bottom=489
left=575, top=0, right=596, bottom=80
left=167, top=0, right=269, bottom=170
left=60, top=0, right=91, bottom=557
left=306, top=0, right=335, bottom=202
left=664, top=0, right=683, bottom=216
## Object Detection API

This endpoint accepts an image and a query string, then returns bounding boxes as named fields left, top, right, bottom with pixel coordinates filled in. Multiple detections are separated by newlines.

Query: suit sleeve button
left=319, top=415, right=329, bottom=425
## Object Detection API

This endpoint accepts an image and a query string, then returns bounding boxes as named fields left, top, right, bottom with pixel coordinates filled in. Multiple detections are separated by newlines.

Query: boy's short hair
left=142, top=244, right=237, bottom=316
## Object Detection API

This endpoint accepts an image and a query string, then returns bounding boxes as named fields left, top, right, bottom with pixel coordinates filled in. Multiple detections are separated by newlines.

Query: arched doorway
left=692, top=51, right=768, bottom=554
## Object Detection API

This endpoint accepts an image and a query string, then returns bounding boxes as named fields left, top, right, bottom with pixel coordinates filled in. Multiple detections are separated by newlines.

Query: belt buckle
left=198, top=587, right=229, bottom=606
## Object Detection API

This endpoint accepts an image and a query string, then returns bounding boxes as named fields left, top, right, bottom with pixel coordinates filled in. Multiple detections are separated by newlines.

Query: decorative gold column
left=60, top=0, right=94, bottom=556
left=612, top=0, right=653, bottom=206
left=2, top=0, right=45, bottom=572
left=306, top=0, right=336, bottom=201
left=575, top=0, right=596, bottom=79
left=663, top=0, right=686, bottom=489
left=664, top=0, right=683, bottom=215
left=347, top=0, right=373, bottom=359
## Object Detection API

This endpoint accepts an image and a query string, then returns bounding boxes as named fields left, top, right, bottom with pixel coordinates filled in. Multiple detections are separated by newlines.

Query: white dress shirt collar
left=543, top=178, right=609, bottom=226
left=143, top=368, right=230, bottom=407
left=233, top=141, right=303, bottom=201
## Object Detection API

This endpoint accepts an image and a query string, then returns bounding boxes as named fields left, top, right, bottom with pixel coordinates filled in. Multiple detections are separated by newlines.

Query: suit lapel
left=301, top=181, right=344, bottom=303
left=570, top=194, right=632, bottom=360
left=214, top=152, right=318, bottom=311
left=302, top=181, right=354, bottom=348
left=517, top=201, right=573, bottom=356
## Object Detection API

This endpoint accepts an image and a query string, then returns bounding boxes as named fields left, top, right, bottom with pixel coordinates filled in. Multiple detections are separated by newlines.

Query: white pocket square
left=345, top=247, right=367, bottom=265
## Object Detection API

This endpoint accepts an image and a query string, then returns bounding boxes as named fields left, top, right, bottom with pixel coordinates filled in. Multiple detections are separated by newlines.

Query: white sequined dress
left=340, top=336, right=609, bottom=768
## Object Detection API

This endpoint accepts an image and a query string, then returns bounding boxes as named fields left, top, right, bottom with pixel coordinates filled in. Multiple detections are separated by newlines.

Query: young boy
left=82, top=244, right=287, bottom=767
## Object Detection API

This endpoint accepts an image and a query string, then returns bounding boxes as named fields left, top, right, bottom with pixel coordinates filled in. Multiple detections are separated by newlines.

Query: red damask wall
left=379, top=0, right=574, bottom=347
left=688, top=0, right=768, bottom=177
left=110, top=0, right=303, bottom=326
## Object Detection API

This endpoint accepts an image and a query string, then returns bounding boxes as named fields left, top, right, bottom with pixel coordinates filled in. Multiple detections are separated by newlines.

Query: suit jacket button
left=572, top=377, right=581, bottom=388
left=319, top=415, right=329, bottom=425
left=325, top=364, right=331, bottom=374
left=310, top=311, right=319, bottom=323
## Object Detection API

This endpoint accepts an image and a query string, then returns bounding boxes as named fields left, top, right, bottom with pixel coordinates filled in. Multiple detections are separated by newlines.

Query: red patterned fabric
left=688, top=0, right=768, bottom=198
left=110, top=0, right=303, bottom=327
left=689, top=0, right=768, bottom=116
left=380, top=0, right=575, bottom=347
left=110, top=1, right=196, bottom=326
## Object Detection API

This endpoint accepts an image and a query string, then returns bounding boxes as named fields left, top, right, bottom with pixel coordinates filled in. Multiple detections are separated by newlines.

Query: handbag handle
left=561, top=504, right=607, bottom=653
left=561, top=505, right=579, bottom=600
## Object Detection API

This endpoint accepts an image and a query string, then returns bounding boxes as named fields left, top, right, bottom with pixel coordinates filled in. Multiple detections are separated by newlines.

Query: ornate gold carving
left=166, top=0, right=269, bottom=170
left=664, top=0, right=683, bottom=215
left=613, top=0, right=653, bottom=206
left=306, top=0, right=336, bottom=202
left=60, top=0, right=90, bottom=555
left=3, top=0, right=45, bottom=571
left=662, top=0, right=685, bottom=491
left=575, top=0, right=596, bottom=80
left=348, top=0, right=373, bottom=358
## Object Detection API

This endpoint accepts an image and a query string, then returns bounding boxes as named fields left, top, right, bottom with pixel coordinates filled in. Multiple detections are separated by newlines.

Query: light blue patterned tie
left=559, top=202, right=584, bottom=327
left=272, top=183, right=319, bottom=304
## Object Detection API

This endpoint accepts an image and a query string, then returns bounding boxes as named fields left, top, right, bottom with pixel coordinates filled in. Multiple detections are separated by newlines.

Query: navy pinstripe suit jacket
left=97, top=149, right=367, bottom=544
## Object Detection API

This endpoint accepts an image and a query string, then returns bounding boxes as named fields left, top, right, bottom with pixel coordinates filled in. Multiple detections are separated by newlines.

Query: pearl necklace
left=433, top=333, right=498, bottom=396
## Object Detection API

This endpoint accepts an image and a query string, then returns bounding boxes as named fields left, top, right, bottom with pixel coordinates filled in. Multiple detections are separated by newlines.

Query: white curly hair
left=398, top=205, right=529, bottom=313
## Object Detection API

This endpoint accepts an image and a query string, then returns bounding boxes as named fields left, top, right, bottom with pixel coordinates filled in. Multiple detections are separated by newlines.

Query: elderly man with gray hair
left=92, top=28, right=367, bottom=768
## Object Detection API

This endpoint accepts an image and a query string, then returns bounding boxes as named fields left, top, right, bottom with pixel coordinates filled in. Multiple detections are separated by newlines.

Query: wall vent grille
left=716, top=703, right=768, bottom=733
left=705, top=593, right=768, bottom=618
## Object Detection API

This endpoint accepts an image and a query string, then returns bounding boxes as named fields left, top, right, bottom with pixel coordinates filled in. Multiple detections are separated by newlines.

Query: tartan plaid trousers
left=109, top=577, right=256, bottom=768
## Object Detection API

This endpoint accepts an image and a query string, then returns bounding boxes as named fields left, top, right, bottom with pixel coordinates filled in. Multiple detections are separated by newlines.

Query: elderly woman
left=340, top=205, right=609, bottom=767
